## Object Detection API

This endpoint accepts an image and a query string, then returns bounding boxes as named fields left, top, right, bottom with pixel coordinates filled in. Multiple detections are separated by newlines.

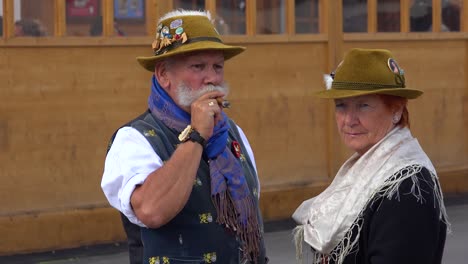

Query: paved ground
left=2, top=195, right=467, bottom=264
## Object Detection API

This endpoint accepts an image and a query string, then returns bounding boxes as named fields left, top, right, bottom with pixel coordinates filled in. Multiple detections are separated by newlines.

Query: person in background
left=15, top=18, right=47, bottom=37
left=101, top=9, right=268, bottom=264
left=293, top=48, right=449, bottom=264
left=442, top=0, right=461, bottom=31
left=410, top=0, right=450, bottom=32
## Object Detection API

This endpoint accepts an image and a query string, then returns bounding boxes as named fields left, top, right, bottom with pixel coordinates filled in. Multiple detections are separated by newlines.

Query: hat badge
left=387, top=58, right=403, bottom=75
left=151, top=19, right=188, bottom=55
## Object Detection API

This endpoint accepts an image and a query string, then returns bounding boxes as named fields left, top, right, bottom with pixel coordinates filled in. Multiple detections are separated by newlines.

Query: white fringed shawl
left=292, top=127, right=449, bottom=264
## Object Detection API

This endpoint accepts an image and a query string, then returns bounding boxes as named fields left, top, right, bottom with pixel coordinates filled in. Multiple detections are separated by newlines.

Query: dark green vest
left=129, top=111, right=266, bottom=264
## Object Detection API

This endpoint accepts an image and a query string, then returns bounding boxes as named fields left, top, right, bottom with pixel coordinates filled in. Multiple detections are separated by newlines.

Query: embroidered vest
left=129, top=110, right=266, bottom=264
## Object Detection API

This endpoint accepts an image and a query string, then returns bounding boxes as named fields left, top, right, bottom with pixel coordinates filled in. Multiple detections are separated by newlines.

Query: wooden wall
left=0, top=39, right=467, bottom=255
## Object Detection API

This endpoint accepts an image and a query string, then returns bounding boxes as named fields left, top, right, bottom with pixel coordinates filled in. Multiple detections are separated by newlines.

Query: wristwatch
left=178, top=125, right=206, bottom=147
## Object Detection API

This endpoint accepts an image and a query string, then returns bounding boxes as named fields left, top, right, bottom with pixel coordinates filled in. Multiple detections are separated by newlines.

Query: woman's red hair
left=379, top=95, right=410, bottom=128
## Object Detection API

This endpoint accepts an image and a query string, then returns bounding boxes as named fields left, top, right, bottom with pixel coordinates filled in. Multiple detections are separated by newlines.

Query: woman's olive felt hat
left=316, top=48, right=423, bottom=99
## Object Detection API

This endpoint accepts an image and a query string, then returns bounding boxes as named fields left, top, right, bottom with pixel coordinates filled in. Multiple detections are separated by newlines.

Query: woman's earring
left=393, top=115, right=401, bottom=124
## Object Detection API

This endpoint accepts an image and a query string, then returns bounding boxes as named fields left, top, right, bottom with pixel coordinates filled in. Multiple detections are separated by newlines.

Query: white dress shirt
left=101, top=126, right=259, bottom=227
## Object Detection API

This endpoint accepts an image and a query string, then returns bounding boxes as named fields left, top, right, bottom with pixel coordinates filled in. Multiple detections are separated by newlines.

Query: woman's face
left=334, top=94, right=397, bottom=155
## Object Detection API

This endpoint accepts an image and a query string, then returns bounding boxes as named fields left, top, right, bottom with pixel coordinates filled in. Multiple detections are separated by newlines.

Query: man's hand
left=190, top=91, right=225, bottom=140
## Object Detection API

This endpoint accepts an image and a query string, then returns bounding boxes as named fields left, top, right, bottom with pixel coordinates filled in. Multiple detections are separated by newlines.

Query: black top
left=341, top=167, right=447, bottom=264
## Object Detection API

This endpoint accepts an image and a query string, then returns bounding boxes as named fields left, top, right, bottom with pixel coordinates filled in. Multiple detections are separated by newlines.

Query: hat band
left=332, top=81, right=405, bottom=90
left=154, top=36, right=223, bottom=55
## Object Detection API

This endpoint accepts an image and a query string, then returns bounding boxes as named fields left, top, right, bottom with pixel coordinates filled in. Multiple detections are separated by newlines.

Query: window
left=295, top=0, right=319, bottom=33
left=1, top=0, right=466, bottom=42
left=113, top=0, right=145, bottom=36
left=410, top=0, right=432, bottom=31
left=216, top=0, right=246, bottom=35
left=442, top=0, right=461, bottom=31
left=343, top=0, right=368, bottom=32
left=66, top=0, right=103, bottom=36
left=0, top=0, right=3, bottom=37
left=15, top=0, right=53, bottom=37
left=257, top=0, right=286, bottom=34
left=377, top=0, right=400, bottom=32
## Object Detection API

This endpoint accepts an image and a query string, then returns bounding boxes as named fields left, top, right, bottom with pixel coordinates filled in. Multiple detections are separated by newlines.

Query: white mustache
left=177, top=83, right=229, bottom=107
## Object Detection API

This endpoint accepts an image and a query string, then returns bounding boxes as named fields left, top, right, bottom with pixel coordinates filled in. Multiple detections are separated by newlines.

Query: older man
left=101, top=9, right=267, bottom=264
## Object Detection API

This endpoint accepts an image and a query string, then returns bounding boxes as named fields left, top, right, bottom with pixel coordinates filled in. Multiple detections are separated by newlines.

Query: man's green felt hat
left=316, top=48, right=423, bottom=99
left=137, top=10, right=245, bottom=72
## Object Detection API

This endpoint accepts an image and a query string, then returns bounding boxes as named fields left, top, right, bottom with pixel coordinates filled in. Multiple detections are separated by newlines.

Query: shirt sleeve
left=236, top=125, right=261, bottom=195
left=101, top=126, right=164, bottom=227
left=367, top=169, right=446, bottom=264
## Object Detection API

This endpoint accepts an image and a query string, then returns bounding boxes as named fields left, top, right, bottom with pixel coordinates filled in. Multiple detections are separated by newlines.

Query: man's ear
left=154, top=61, right=170, bottom=88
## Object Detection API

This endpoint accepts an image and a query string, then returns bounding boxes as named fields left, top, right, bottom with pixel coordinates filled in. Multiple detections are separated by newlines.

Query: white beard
left=176, top=82, right=230, bottom=107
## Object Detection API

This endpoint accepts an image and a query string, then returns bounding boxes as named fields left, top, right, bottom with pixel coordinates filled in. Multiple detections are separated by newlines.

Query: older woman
left=293, top=48, right=450, bottom=264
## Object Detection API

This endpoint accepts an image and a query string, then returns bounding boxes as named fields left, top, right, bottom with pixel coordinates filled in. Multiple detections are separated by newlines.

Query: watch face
left=178, top=125, right=192, bottom=142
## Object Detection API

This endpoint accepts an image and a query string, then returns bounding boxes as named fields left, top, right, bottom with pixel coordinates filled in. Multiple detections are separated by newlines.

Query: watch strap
left=188, top=129, right=206, bottom=147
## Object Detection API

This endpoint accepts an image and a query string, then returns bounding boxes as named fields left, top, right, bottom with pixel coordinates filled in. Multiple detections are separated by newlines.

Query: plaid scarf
left=147, top=75, right=261, bottom=262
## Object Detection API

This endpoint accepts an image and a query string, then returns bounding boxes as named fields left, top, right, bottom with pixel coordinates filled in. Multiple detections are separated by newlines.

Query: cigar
left=216, top=98, right=231, bottom=108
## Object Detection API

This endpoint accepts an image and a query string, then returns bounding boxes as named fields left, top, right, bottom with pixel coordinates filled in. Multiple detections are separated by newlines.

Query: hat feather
left=323, top=74, right=333, bottom=90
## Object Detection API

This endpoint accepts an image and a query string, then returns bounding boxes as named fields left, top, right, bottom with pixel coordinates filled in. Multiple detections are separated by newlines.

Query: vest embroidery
left=199, top=213, right=214, bottom=224
left=144, top=129, right=157, bottom=137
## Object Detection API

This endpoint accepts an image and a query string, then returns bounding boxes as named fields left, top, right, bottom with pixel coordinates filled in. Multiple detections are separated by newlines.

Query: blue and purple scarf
left=148, top=76, right=261, bottom=262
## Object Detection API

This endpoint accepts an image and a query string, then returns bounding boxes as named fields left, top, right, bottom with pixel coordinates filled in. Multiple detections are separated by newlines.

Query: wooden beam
left=54, top=0, right=66, bottom=37
left=319, top=0, right=326, bottom=34
left=102, top=0, right=114, bottom=37
left=368, top=0, right=377, bottom=33
left=205, top=0, right=216, bottom=17
left=146, top=0, right=157, bottom=36
left=246, top=0, right=257, bottom=36
left=326, top=0, right=343, bottom=180
left=3, top=0, right=15, bottom=39
left=327, top=0, right=343, bottom=70
left=432, top=0, right=442, bottom=32
left=462, top=0, right=468, bottom=32
left=286, top=0, right=295, bottom=34
left=401, top=0, right=410, bottom=33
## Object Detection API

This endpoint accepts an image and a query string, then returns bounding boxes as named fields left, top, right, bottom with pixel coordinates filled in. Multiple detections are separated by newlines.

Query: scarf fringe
left=212, top=191, right=261, bottom=263
left=293, top=225, right=304, bottom=263
left=303, top=216, right=362, bottom=264
left=376, top=164, right=451, bottom=233
left=295, top=164, right=450, bottom=264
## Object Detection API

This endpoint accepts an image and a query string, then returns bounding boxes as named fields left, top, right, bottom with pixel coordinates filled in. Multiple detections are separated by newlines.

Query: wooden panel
left=260, top=183, right=328, bottom=221
left=0, top=46, right=151, bottom=212
left=0, top=207, right=125, bottom=255
left=224, top=43, right=330, bottom=187
left=1, top=36, right=468, bottom=255
left=0, top=42, right=329, bottom=212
